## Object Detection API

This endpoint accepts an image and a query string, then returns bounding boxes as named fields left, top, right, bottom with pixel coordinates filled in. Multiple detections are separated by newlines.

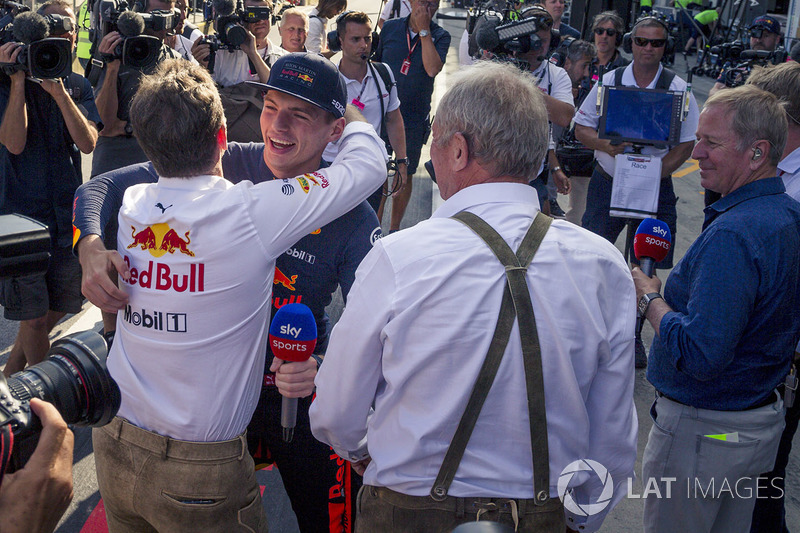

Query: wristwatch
left=638, top=292, right=663, bottom=317
left=395, top=157, right=409, bottom=166
left=419, top=29, right=430, bottom=38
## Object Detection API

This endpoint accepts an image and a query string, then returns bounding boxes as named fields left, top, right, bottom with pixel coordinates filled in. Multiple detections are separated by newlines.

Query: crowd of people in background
left=2, top=0, right=800, bottom=532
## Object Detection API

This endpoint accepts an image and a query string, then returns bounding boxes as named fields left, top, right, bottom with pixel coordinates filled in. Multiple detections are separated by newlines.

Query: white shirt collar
left=432, top=182, right=541, bottom=219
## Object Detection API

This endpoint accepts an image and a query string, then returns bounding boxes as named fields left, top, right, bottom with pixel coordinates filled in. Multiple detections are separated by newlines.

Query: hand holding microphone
left=268, top=303, right=317, bottom=442
left=632, top=218, right=672, bottom=334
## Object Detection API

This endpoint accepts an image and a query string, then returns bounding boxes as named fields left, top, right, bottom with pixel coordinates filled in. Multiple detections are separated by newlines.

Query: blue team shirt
left=374, top=16, right=450, bottom=121
left=1, top=74, right=101, bottom=247
left=648, top=178, right=800, bottom=410
left=72, top=143, right=381, bottom=356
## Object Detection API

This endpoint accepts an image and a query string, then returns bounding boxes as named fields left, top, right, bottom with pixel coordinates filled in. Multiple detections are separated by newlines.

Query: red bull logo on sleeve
left=127, top=223, right=195, bottom=258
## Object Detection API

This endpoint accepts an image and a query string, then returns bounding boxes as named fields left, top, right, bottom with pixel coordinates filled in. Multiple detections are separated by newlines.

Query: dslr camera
left=713, top=43, right=788, bottom=88
left=0, top=214, right=121, bottom=478
left=200, top=0, right=271, bottom=72
left=0, top=7, right=73, bottom=79
left=0, top=331, right=121, bottom=474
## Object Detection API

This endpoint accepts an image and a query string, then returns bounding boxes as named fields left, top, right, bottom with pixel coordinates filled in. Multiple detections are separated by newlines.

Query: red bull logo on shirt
left=127, top=223, right=195, bottom=258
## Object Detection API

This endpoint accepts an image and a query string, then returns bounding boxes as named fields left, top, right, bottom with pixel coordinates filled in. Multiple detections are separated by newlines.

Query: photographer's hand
left=78, top=234, right=130, bottom=312
left=95, top=31, right=127, bottom=137
left=190, top=36, right=211, bottom=69
left=0, top=399, right=74, bottom=533
left=270, top=357, right=317, bottom=399
left=241, top=30, right=271, bottom=83
left=0, top=42, right=27, bottom=154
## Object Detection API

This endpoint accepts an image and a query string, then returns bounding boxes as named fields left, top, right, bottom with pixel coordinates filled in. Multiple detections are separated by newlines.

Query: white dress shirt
left=323, top=64, right=400, bottom=161
left=310, top=182, right=638, bottom=532
left=574, top=63, right=699, bottom=176
left=779, top=145, right=800, bottom=201
left=112, top=123, right=386, bottom=443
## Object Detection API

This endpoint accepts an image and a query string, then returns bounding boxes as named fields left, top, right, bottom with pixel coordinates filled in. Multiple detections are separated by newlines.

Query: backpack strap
left=368, top=61, right=395, bottom=141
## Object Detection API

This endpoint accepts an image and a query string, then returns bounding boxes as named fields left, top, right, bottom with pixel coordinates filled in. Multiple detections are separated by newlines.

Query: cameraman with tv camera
left=708, top=15, right=784, bottom=97
left=89, top=0, right=179, bottom=178
left=0, top=0, right=100, bottom=376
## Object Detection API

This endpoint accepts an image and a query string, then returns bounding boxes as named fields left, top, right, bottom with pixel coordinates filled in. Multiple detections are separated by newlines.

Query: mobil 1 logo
left=124, top=305, right=187, bottom=333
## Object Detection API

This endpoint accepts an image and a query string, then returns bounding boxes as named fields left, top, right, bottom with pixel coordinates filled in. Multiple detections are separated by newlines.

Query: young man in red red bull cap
left=75, top=56, right=386, bottom=532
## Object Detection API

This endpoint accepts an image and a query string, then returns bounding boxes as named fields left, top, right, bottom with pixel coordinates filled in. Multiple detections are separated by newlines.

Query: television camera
left=0, top=6, right=73, bottom=79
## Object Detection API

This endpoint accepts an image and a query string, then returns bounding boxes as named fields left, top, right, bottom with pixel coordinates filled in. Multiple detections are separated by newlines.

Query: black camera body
left=710, top=40, right=745, bottom=62
left=0, top=331, right=121, bottom=473
left=716, top=45, right=788, bottom=88
left=95, top=0, right=174, bottom=70
left=0, top=10, right=73, bottom=78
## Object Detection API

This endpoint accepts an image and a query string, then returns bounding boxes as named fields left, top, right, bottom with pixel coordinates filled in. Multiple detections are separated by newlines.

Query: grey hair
left=130, top=59, right=226, bottom=177
left=591, top=10, right=624, bottom=36
left=434, top=61, right=549, bottom=181
left=632, top=17, right=669, bottom=39
left=280, top=7, right=309, bottom=29
left=704, top=85, right=787, bottom=166
left=566, top=39, right=596, bottom=62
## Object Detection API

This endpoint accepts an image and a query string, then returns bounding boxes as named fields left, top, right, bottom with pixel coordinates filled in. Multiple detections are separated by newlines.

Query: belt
left=656, top=388, right=782, bottom=411
left=102, top=416, right=248, bottom=461
left=367, top=485, right=558, bottom=516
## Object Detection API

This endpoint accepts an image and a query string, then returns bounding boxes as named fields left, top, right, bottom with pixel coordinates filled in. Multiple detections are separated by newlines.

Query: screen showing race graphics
left=599, top=87, right=684, bottom=148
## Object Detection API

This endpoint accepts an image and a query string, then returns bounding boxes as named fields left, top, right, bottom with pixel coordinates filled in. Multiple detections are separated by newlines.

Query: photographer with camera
left=0, top=0, right=100, bottom=376
left=306, top=0, right=347, bottom=57
left=191, top=0, right=284, bottom=87
left=0, top=398, right=74, bottom=533
left=708, top=15, right=783, bottom=97
left=90, top=0, right=179, bottom=178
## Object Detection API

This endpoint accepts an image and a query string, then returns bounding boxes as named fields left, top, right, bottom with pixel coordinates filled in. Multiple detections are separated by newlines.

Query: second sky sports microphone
left=268, top=303, right=317, bottom=442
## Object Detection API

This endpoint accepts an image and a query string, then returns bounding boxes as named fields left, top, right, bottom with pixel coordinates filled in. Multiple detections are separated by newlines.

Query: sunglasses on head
left=593, top=27, right=617, bottom=36
left=633, top=36, right=666, bottom=48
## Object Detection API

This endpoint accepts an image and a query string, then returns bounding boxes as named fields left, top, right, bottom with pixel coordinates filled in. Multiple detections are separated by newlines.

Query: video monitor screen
left=598, top=86, right=684, bottom=148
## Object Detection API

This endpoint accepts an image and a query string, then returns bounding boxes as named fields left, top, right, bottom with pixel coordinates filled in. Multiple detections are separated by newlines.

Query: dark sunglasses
left=633, top=36, right=666, bottom=48
left=593, top=27, right=617, bottom=37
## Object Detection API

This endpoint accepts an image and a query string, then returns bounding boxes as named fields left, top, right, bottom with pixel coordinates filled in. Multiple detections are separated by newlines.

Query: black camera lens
left=123, top=35, right=162, bottom=70
left=223, top=22, right=248, bottom=47
left=27, top=38, right=72, bottom=79
left=5, top=331, right=121, bottom=439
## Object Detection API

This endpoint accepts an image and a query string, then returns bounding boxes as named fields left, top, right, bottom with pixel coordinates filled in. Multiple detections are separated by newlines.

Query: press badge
left=400, top=58, right=411, bottom=75
left=351, top=98, right=365, bottom=111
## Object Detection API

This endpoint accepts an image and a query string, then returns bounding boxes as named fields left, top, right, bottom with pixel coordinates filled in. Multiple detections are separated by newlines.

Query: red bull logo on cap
left=127, top=223, right=195, bottom=258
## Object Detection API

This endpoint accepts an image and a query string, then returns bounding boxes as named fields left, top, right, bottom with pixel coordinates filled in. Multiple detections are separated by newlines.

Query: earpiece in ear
left=753, top=147, right=763, bottom=160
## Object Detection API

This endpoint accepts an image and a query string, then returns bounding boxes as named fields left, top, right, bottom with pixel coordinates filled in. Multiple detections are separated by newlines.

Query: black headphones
left=519, top=5, right=561, bottom=53
left=548, top=36, right=576, bottom=67
left=327, top=10, right=379, bottom=55
left=622, top=16, right=675, bottom=56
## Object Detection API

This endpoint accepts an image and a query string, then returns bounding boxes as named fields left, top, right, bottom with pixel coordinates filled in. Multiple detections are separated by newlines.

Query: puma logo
left=155, top=203, right=173, bottom=214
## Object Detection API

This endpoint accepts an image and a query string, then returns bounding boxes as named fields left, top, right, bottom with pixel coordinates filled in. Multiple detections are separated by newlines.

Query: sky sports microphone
left=634, top=218, right=672, bottom=336
left=268, top=303, right=317, bottom=442
left=633, top=218, right=672, bottom=278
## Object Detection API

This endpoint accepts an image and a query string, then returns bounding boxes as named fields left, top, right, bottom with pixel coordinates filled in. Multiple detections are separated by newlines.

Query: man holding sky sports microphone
left=74, top=55, right=386, bottom=531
